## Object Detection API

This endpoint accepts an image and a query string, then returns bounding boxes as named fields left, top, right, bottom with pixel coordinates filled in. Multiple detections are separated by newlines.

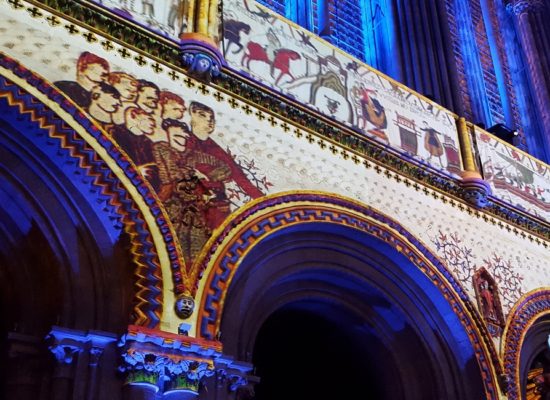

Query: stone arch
left=0, top=52, right=182, bottom=329
left=502, top=288, right=550, bottom=399
left=196, top=192, right=503, bottom=399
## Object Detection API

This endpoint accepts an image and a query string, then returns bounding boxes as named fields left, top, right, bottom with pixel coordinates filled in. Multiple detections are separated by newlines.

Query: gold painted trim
left=0, top=63, right=176, bottom=326
left=500, top=287, right=550, bottom=396
left=208, top=0, right=219, bottom=40
left=186, top=0, right=197, bottom=33
left=458, top=117, right=479, bottom=173
left=194, top=190, right=504, bottom=397
left=197, top=0, right=209, bottom=35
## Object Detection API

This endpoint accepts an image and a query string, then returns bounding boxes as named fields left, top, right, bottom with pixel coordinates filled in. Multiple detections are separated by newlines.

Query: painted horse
left=241, top=41, right=301, bottom=85
left=223, top=20, right=251, bottom=54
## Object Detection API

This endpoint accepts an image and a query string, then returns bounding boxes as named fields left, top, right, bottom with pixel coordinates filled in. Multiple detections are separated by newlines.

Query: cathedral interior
left=0, top=0, right=549, bottom=399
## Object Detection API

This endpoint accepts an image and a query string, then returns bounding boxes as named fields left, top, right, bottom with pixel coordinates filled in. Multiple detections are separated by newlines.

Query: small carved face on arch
left=175, top=295, right=195, bottom=319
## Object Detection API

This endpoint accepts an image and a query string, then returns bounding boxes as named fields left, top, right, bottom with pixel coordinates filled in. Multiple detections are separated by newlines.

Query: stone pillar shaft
left=183, top=0, right=219, bottom=40
left=511, top=0, right=550, bottom=149
left=458, top=117, right=478, bottom=173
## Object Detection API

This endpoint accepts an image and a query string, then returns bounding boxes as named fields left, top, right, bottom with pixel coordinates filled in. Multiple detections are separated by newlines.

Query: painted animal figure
left=241, top=42, right=270, bottom=68
left=272, top=49, right=301, bottom=85
left=241, top=42, right=301, bottom=85
left=223, top=20, right=251, bottom=54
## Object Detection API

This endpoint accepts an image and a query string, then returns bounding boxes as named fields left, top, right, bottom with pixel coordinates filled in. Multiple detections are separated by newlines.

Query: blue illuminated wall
left=258, top=0, right=367, bottom=61
left=319, top=0, right=366, bottom=61
left=255, top=0, right=285, bottom=16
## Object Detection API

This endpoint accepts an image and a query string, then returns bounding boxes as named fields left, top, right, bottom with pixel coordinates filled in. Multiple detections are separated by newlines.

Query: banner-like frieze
left=475, top=127, right=550, bottom=222
left=222, top=0, right=463, bottom=178
left=90, top=0, right=187, bottom=39
left=2, top=0, right=549, bottom=335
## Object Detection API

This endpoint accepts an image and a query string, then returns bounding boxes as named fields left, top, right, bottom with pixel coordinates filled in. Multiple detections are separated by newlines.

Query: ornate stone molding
left=119, top=325, right=253, bottom=396
left=502, top=289, right=550, bottom=399
left=460, top=171, right=492, bottom=208
left=180, top=33, right=226, bottom=82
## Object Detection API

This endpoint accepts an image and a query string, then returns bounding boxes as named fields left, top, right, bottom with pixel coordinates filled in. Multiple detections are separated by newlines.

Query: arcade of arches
left=1, top=0, right=550, bottom=400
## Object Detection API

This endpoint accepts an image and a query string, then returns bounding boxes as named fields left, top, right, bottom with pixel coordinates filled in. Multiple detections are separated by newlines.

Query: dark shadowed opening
left=218, top=222, right=487, bottom=400
left=252, top=302, right=387, bottom=400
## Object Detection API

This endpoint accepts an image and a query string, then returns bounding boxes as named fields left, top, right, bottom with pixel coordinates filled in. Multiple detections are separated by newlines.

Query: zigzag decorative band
left=0, top=53, right=176, bottom=327
left=197, top=192, right=501, bottom=399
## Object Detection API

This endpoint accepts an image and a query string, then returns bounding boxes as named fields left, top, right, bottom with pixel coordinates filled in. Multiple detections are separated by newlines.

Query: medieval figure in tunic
left=421, top=120, right=444, bottom=166
left=55, top=52, right=110, bottom=109
left=473, top=269, right=504, bottom=337
left=183, top=102, right=264, bottom=231
left=152, top=102, right=265, bottom=266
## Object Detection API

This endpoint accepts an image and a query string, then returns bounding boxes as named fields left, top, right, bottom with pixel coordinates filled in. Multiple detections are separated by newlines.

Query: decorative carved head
left=175, top=295, right=195, bottom=319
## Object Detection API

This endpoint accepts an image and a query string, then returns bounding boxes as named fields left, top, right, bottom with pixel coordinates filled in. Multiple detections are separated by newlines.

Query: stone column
left=4, top=332, right=47, bottom=400
left=49, top=343, right=80, bottom=400
left=179, top=0, right=225, bottom=82
left=86, top=347, right=103, bottom=400
left=457, top=117, right=491, bottom=207
left=119, top=325, right=255, bottom=400
left=509, top=0, right=550, bottom=149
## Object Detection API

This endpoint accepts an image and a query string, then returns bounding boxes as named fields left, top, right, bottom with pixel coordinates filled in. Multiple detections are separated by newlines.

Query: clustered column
left=119, top=326, right=255, bottom=400
left=179, top=0, right=225, bottom=82
left=509, top=0, right=550, bottom=148
left=46, top=327, right=118, bottom=400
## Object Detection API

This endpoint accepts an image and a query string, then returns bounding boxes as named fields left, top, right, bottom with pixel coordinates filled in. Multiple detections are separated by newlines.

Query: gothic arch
left=196, top=192, right=503, bottom=399
left=0, top=53, right=180, bottom=329
left=502, top=288, right=550, bottom=399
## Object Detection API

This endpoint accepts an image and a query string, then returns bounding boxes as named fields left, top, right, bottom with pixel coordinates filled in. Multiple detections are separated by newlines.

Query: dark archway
left=0, top=84, right=138, bottom=400
left=252, top=301, right=399, bottom=400
left=218, top=223, right=487, bottom=400
left=0, top=59, right=169, bottom=399
left=503, top=289, right=550, bottom=399
left=519, top=315, right=550, bottom=400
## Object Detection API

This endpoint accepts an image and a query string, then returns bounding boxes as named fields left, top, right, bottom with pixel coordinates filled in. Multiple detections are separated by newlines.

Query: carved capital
left=214, top=356, right=256, bottom=394
left=509, top=0, right=546, bottom=15
left=460, top=171, right=492, bottom=208
left=89, top=347, right=104, bottom=367
left=119, top=325, right=222, bottom=395
left=180, top=33, right=225, bottom=82
left=214, top=368, right=249, bottom=392
left=49, top=344, right=80, bottom=365
left=46, top=327, right=117, bottom=373
left=119, top=351, right=165, bottom=390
